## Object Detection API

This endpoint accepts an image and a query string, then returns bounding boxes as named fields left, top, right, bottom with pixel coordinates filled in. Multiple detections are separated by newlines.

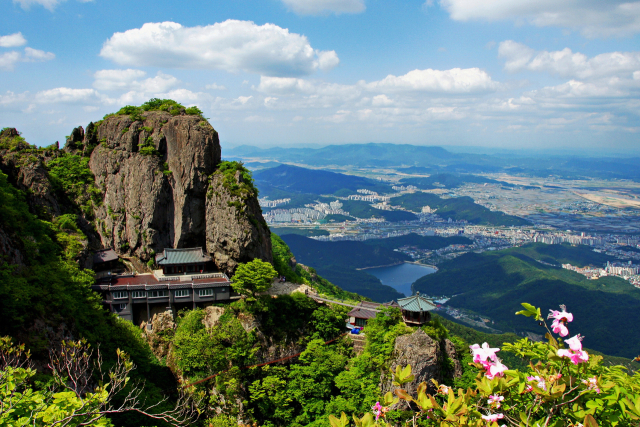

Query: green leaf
left=584, top=414, right=599, bottom=427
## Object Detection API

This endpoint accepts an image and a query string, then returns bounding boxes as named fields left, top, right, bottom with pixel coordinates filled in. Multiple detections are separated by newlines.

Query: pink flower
left=372, top=402, right=382, bottom=420
left=481, top=413, right=504, bottom=422
left=484, top=359, right=508, bottom=380
left=470, top=342, right=500, bottom=363
left=557, top=335, right=589, bottom=365
left=582, top=377, right=601, bottom=393
left=548, top=305, right=573, bottom=337
left=487, top=394, right=504, bottom=408
left=527, top=375, right=547, bottom=391
left=438, top=384, right=450, bottom=395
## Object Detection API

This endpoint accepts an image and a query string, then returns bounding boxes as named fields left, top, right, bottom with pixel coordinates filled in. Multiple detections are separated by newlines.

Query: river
left=366, top=263, right=437, bottom=297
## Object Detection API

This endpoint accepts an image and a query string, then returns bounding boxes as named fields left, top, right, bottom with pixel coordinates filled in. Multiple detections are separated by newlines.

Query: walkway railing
left=306, top=291, right=384, bottom=312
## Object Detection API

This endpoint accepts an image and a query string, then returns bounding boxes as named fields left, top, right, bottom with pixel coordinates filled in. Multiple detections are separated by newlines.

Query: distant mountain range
left=226, top=142, right=640, bottom=181
left=254, top=164, right=391, bottom=195
left=253, top=164, right=529, bottom=225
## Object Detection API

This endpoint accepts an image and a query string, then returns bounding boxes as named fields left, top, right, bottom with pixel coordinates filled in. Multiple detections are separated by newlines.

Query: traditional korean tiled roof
left=396, top=293, right=437, bottom=312
left=155, top=247, right=212, bottom=265
left=93, top=249, right=118, bottom=264
left=347, top=307, right=378, bottom=319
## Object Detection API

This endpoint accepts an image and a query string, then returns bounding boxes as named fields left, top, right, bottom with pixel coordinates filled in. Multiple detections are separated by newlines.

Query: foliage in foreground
left=331, top=303, right=640, bottom=427
left=0, top=337, right=196, bottom=426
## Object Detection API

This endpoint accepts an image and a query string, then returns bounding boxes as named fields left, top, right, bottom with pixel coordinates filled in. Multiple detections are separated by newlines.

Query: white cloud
left=532, top=80, right=630, bottom=98
left=316, top=50, right=340, bottom=71
left=206, top=83, right=227, bottom=90
left=439, top=0, right=640, bottom=37
left=13, top=0, right=61, bottom=11
left=0, top=32, right=27, bottom=48
left=35, top=87, right=99, bottom=103
left=24, top=47, right=55, bottom=61
left=0, top=52, right=22, bottom=71
left=0, top=90, right=28, bottom=107
left=372, top=94, right=393, bottom=106
left=93, top=69, right=146, bottom=90
left=0, top=47, right=54, bottom=71
left=365, top=68, right=499, bottom=93
left=499, top=41, right=640, bottom=79
left=280, top=0, right=365, bottom=15
left=93, top=69, right=179, bottom=93
left=100, top=20, right=339, bottom=77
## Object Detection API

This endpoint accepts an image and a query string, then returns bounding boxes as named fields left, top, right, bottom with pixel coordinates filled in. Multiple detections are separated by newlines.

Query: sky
left=1, top=0, right=640, bottom=153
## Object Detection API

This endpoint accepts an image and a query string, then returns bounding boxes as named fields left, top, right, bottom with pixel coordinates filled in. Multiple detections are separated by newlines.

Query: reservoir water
left=366, top=263, right=437, bottom=297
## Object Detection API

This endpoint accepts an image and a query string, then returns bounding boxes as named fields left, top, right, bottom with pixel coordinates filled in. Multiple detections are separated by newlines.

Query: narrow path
left=308, top=294, right=383, bottom=312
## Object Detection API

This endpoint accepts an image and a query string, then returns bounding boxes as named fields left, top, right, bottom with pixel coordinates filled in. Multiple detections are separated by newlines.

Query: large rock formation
left=84, top=110, right=271, bottom=275
left=380, top=329, right=462, bottom=407
left=205, top=170, right=272, bottom=273
left=0, top=128, right=62, bottom=220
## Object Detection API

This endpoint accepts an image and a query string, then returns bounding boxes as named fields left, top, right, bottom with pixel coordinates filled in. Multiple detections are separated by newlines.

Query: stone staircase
left=348, top=333, right=367, bottom=354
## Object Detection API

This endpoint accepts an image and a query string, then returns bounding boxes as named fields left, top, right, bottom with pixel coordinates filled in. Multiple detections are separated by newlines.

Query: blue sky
left=2, top=0, right=640, bottom=152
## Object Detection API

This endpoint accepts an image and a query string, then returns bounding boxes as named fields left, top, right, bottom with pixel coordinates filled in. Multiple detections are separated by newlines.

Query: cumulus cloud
left=280, top=0, right=365, bottom=15
left=499, top=41, right=640, bottom=79
left=13, top=0, right=61, bottom=11
left=35, top=87, right=99, bottom=103
left=365, top=68, right=499, bottom=93
left=0, top=47, right=55, bottom=71
left=100, top=20, right=339, bottom=77
left=0, top=52, right=22, bottom=71
left=439, top=0, right=640, bottom=37
left=24, top=47, right=55, bottom=61
left=0, top=32, right=27, bottom=48
left=93, top=69, right=179, bottom=93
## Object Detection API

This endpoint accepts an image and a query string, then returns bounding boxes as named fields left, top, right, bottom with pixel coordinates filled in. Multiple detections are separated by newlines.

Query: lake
left=366, top=263, right=437, bottom=297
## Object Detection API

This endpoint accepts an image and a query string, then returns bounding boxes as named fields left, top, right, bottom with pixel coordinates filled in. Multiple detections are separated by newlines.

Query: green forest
left=390, top=192, right=530, bottom=226
left=413, top=243, right=640, bottom=357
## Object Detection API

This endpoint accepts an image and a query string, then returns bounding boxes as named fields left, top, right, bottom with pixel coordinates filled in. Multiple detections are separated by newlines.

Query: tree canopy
left=231, top=259, right=277, bottom=299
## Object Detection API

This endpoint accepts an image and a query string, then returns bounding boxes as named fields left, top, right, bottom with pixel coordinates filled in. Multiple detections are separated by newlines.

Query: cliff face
left=88, top=111, right=219, bottom=260
left=0, top=129, right=62, bottom=220
left=380, top=329, right=462, bottom=408
left=85, top=110, right=271, bottom=275
left=205, top=170, right=272, bottom=274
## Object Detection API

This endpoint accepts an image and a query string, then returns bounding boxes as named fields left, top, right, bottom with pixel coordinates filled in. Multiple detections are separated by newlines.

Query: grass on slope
left=270, top=233, right=365, bottom=301
left=413, top=244, right=640, bottom=357
left=390, top=192, right=529, bottom=226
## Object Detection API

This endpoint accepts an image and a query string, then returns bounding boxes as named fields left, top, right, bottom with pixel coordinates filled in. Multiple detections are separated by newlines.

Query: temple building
left=155, top=247, right=212, bottom=275
left=346, top=293, right=437, bottom=328
left=347, top=301, right=400, bottom=327
left=396, top=292, right=437, bottom=325
left=92, top=247, right=234, bottom=325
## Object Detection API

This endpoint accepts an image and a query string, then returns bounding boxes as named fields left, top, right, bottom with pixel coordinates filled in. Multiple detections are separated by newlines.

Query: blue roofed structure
left=155, top=247, right=213, bottom=274
left=396, top=292, right=436, bottom=325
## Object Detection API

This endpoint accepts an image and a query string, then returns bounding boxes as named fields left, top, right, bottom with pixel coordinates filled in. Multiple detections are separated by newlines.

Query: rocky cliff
left=380, top=329, right=462, bottom=407
left=1, top=106, right=272, bottom=276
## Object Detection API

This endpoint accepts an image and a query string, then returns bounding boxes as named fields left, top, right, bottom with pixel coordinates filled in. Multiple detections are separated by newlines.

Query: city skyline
left=1, top=0, right=640, bottom=151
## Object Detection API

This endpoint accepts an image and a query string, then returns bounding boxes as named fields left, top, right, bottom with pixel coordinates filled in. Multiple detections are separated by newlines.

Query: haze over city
left=2, top=0, right=640, bottom=151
